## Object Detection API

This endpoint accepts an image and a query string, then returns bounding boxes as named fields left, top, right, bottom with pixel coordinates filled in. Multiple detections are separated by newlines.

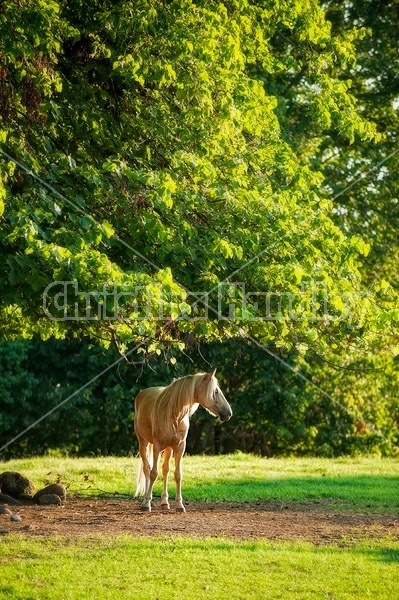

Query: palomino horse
left=134, top=370, right=232, bottom=512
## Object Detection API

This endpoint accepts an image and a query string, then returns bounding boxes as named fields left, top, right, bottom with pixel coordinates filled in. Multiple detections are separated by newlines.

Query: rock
left=0, top=472, right=35, bottom=499
left=0, top=493, right=21, bottom=505
left=33, top=483, right=67, bottom=503
left=37, top=494, right=62, bottom=506
left=0, top=505, right=12, bottom=515
left=11, top=514, right=21, bottom=522
left=18, top=494, right=35, bottom=503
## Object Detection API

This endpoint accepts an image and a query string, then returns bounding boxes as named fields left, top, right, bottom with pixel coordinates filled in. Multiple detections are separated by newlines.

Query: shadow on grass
left=181, top=474, right=399, bottom=512
left=377, top=548, right=399, bottom=563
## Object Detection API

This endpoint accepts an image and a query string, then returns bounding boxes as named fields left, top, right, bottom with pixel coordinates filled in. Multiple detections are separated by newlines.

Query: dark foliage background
left=1, top=338, right=396, bottom=458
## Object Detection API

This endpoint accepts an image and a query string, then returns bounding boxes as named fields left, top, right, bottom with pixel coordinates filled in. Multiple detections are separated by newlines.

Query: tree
left=2, top=1, right=398, bottom=458
left=0, top=0, right=389, bottom=362
left=300, top=0, right=399, bottom=454
left=0, top=337, right=140, bottom=458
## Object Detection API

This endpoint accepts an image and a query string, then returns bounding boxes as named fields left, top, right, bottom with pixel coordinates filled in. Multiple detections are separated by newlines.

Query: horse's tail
left=135, top=444, right=153, bottom=497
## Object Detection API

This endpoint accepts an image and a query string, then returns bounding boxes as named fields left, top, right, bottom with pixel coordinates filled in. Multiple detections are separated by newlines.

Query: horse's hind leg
left=161, top=447, right=172, bottom=510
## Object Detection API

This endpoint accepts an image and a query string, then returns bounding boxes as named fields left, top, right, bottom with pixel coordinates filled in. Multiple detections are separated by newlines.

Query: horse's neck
left=189, top=402, right=199, bottom=417
left=173, top=397, right=198, bottom=422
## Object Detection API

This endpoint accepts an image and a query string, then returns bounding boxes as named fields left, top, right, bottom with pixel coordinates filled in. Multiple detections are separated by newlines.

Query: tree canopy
left=0, top=0, right=398, bottom=456
left=1, top=0, right=394, bottom=353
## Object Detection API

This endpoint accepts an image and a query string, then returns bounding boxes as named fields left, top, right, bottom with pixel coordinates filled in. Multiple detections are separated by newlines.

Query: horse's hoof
left=141, top=505, right=151, bottom=512
left=176, top=507, right=186, bottom=513
left=161, top=503, right=170, bottom=511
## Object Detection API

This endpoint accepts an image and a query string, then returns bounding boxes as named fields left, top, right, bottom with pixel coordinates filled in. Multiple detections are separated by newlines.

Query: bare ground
left=1, top=498, right=398, bottom=545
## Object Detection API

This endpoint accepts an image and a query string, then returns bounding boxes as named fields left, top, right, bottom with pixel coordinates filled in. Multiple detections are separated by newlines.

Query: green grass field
left=1, top=536, right=398, bottom=600
left=1, top=455, right=398, bottom=599
left=2, top=453, right=398, bottom=512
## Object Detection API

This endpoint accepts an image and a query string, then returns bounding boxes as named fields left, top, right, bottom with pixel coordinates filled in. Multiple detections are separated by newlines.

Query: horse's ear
left=209, top=368, right=217, bottom=379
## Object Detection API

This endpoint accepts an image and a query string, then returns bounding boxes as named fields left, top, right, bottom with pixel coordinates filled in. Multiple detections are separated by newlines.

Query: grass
left=0, top=535, right=398, bottom=600
left=1, top=455, right=398, bottom=599
left=1, top=453, right=398, bottom=513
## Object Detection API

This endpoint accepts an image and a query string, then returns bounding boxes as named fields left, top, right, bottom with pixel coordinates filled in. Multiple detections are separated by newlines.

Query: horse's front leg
left=137, top=440, right=152, bottom=512
left=174, top=441, right=186, bottom=513
left=161, top=447, right=172, bottom=510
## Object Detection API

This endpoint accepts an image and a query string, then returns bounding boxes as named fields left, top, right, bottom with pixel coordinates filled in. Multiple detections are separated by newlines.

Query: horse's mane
left=154, top=372, right=211, bottom=430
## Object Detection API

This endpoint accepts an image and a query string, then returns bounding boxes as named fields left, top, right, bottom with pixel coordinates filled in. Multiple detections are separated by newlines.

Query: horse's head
left=197, top=369, right=232, bottom=422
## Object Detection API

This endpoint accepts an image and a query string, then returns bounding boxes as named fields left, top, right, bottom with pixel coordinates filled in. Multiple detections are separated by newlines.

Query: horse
left=134, top=369, right=232, bottom=512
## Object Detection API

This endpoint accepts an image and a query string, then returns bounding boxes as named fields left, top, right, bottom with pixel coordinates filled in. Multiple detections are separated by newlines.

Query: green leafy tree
left=0, top=338, right=141, bottom=458
left=297, top=0, right=399, bottom=453
left=0, top=0, right=388, bottom=359
left=1, top=1, right=398, bottom=458
left=0, top=341, right=38, bottom=439
left=2, top=336, right=395, bottom=458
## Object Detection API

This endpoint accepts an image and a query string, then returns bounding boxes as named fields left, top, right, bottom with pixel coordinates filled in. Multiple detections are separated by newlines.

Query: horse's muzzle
left=219, top=408, right=233, bottom=422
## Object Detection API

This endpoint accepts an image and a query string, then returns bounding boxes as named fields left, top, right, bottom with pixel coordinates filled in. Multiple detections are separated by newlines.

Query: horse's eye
left=215, top=389, right=219, bottom=394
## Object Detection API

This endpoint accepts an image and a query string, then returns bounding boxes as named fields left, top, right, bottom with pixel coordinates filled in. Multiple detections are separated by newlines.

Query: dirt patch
left=1, top=498, right=398, bottom=545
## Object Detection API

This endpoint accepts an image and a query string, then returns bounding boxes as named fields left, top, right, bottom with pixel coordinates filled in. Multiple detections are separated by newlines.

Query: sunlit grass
left=0, top=535, right=398, bottom=600
left=1, top=454, right=398, bottom=513
left=1, top=456, right=398, bottom=599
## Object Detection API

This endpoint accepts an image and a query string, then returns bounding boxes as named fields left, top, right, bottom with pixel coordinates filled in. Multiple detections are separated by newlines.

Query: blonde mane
left=154, top=373, right=208, bottom=429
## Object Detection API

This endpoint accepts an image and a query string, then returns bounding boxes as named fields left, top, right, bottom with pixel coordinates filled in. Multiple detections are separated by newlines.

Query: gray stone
left=33, top=483, right=67, bottom=503
left=37, top=494, right=62, bottom=506
left=0, top=472, right=35, bottom=499
left=0, top=493, right=21, bottom=505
